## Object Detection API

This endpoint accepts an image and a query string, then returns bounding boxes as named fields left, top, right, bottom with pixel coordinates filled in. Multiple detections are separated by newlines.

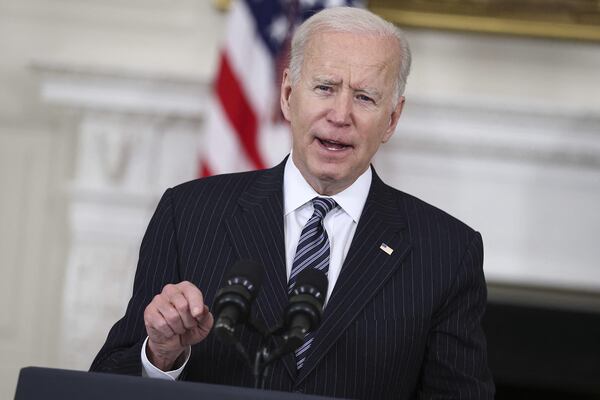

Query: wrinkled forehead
left=302, top=31, right=400, bottom=85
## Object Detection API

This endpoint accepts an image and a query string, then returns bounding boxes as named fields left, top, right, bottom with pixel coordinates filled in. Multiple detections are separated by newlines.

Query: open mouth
left=317, top=138, right=351, bottom=151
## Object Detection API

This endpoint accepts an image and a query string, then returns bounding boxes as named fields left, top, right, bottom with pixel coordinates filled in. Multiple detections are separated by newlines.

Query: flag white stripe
left=225, top=1, right=275, bottom=119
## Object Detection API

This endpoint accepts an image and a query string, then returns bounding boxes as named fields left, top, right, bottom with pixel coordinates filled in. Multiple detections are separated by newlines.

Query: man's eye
left=315, top=85, right=332, bottom=92
left=357, top=94, right=374, bottom=103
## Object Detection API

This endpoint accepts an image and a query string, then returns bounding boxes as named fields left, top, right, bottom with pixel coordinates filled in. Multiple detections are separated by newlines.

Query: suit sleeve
left=417, top=231, right=496, bottom=399
left=90, top=188, right=182, bottom=375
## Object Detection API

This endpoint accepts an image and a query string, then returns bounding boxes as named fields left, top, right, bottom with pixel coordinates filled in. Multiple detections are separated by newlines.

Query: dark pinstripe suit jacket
left=91, top=158, right=495, bottom=399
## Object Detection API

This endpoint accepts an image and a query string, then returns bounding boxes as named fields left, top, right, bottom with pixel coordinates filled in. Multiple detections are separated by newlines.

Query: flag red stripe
left=215, top=52, right=266, bottom=170
left=199, top=161, right=213, bottom=178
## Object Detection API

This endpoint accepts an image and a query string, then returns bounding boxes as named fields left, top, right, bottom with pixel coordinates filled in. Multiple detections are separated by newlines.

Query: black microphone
left=213, top=260, right=263, bottom=345
left=282, top=268, right=328, bottom=351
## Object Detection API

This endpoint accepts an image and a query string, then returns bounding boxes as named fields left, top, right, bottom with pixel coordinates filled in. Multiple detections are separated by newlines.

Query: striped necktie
left=288, top=197, right=337, bottom=370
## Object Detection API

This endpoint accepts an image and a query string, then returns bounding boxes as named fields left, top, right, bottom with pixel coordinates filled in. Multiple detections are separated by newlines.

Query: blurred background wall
left=0, top=0, right=599, bottom=398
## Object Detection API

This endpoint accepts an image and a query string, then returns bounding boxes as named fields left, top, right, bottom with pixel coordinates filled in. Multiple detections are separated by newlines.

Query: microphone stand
left=225, top=318, right=304, bottom=389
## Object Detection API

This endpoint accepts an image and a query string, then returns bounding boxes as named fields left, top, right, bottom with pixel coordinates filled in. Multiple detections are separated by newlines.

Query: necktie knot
left=312, top=197, right=337, bottom=219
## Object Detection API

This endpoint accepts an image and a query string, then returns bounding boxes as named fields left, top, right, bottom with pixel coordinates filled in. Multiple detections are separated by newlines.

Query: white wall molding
left=379, top=95, right=600, bottom=293
left=35, top=61, right=209, bottom=369
left=34, top=62, right=209, bottom=117
left=394, top=96, right=600, bottom=170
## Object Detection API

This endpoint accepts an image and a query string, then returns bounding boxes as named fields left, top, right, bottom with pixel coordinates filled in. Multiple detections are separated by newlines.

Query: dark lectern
left=15, top=367, right=343, bottom=400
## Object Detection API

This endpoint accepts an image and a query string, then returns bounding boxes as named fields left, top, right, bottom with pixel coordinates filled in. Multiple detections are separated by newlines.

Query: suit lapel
left=225, top=159, right=297, bottom=379
left=296, top=168, right=412, bottom=386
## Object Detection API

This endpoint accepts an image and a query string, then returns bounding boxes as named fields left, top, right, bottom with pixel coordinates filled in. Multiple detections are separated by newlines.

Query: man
left=91, top=7, right=495, bottom=399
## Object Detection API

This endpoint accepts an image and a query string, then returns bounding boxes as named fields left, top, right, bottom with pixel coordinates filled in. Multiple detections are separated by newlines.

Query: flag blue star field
left=201, top=0, right=362, bottom=176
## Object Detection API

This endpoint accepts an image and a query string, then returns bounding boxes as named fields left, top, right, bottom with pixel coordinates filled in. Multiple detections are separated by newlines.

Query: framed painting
left=368, top=0, right=600, bottom=41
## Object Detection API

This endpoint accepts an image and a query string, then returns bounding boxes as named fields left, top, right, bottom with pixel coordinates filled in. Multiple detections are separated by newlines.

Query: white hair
left=289, top=7, right=412, bottom=102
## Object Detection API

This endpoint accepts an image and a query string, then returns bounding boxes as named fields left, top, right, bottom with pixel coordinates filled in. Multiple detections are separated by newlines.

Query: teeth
left=320, top=138, right=343, bottom=145
left=319, top=138, right=347, bottom=150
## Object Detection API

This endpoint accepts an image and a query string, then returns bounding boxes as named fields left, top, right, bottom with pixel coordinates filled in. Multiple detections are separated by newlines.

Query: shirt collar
left=283, top=155, right=372, bottom=223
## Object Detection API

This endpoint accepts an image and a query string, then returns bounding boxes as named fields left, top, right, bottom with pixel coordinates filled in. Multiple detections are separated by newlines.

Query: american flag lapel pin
left=380, top=243, right=394, bottom=255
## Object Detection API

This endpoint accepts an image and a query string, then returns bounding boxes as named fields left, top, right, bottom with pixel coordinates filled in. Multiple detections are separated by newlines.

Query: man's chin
left=306, top=168, right=355, bottom=194
left=311, top=166, right=346, bottom=183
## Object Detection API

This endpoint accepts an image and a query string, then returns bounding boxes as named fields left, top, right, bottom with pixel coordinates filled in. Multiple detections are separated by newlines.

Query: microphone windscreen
left=294, top=268, right=328, bottom=298
left=224, top=259, right=264, bottom=290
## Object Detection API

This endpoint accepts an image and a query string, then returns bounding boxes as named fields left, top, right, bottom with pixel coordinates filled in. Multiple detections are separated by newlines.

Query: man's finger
left=177, top=281, right=205, bottom=318
left=198, top=308, right=214, bottom=331
left=182, top=311, right=214, bottom=346
left=144, top=302, right=175, bottom=340
left=154, top=295, right=186, bottom=335
left=169, top=291, right=197, bottom=330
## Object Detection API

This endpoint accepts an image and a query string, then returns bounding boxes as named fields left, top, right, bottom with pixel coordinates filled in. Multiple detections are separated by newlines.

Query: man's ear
left=280, top=69, right=293, bottom=122
left=382, top=96, right=405, bottom=143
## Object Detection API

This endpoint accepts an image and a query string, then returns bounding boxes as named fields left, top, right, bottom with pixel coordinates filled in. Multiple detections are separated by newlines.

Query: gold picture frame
left=368, top=0, right=600, bottom=41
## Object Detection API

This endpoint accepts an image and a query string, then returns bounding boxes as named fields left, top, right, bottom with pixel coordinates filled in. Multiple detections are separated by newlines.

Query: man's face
left=281, top=31, right=405, bottom=195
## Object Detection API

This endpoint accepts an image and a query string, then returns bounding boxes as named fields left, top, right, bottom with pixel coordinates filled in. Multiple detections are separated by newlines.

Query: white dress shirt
left=141, top=156, right=372, bottom=379
left=283, top=156, right=371, bottom=302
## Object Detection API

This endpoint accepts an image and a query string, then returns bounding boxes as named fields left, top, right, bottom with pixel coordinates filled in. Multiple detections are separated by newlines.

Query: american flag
left=201, top=0, right=361, bottom=177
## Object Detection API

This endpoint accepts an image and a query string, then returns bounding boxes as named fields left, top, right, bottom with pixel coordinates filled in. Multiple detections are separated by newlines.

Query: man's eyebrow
left=311, top=77, right=383, bottom=99
left=312, top=76, right=341, bottom=85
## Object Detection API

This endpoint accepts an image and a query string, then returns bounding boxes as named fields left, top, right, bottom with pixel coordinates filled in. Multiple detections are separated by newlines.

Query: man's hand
left=143, top=281, right=214, bottom=371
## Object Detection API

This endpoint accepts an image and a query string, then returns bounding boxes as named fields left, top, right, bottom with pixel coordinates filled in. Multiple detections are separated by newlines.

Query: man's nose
left=326, top=91, right=352, bottom=127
